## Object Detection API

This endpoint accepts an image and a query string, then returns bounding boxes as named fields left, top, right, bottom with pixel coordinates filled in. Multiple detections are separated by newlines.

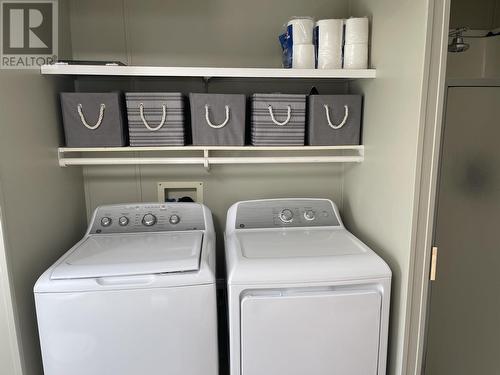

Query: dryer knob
left=100, top=217, right=112, bottom=227
left=169, top=214, right=181, bottom=225
left=304, top=210, right=316, bottom=221
left=118, top=216, right=129, bottom=226
left=279, top=209, right=294, bottom=223
left=142, top=213, right=157, bottom=227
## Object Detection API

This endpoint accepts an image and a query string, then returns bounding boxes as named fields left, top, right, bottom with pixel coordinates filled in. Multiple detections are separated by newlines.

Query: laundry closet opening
left=0, top=1, right=432, bottom=375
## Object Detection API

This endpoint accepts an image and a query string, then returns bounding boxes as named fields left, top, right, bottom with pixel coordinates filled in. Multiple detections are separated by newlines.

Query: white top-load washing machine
left=225, top=198, right=391, bottom=375
left=34, top=203, right=218, bottom=375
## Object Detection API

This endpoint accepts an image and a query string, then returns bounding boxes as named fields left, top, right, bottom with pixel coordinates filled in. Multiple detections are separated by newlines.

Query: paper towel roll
left=317, top=48, right=342, bottom=69
left=345, top=17, right=369, bottom=44
left=287, top=18, right=314, bottom=45
left=292, top=44, right=315, bottom=69
left=315, top=19, right=344, bottom=49
left=343, top=43, right=368, bottom=69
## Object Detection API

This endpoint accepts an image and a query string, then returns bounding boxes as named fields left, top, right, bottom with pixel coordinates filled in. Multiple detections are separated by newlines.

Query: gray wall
left=69, top=0, right=350, bottom=67
left=344, top=1, right=430, bottom=374
left=0, top=1, right=87, bottom=375
left=497, top=1, right=500, bottom=27
left=68, top=0, right=352, bottom=275
left=450, top=0, right=500, bottom=29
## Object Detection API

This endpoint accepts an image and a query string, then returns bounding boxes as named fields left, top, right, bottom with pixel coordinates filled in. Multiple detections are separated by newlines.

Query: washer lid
left=51, top=232, right=203, bottom=280
left=237, top=229, right=366, bottom=259
left=226, top=228, right=391, bottom=285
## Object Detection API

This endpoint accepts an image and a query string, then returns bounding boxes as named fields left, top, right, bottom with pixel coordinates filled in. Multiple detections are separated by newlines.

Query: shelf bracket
left=58, top=148, right=67, bottom=167
left=203, top=149, right=210, bottom=171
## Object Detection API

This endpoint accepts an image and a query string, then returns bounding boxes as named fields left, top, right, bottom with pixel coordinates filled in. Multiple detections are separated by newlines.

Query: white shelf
left=58, top=146, right=364, bottom=169
left=41, top=64, right=376, bottom=79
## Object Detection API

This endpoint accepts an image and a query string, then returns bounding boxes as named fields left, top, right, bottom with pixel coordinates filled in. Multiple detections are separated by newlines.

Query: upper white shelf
left=40, top=64, right=376, bottom=79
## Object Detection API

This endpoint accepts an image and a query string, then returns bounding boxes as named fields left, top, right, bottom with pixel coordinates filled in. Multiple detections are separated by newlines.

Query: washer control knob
left=142, top=213, right=157, bottom=227
left=169, top=214, right=181, bottom=225
left=304, top=210, right=316, bottom=221
left=100, top=217, right=112, bottom=227
left=279, top=209, right=294, bottom=223
left=118, top=216, right=129, bottom=226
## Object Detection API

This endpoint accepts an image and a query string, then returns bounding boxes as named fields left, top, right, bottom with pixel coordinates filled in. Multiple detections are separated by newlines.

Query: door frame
left=403, top=0, right=451, bottom=373
left=0, top=182, right=24, bottom=375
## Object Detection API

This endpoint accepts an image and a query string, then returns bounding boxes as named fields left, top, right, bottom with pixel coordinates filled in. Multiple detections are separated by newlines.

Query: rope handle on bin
left=324, top=104, right=349, bottom=129
left=77, top=103, right=105, bottom=130
left=205, top=104, right=230, bottom=129
left=268, top=105, right=291, bottom=126
left=139, top=103, right=167, bottom=131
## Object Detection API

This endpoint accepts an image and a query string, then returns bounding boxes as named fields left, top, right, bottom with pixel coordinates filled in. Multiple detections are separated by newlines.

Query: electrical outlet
left=157, top=182, right=204, bottom=203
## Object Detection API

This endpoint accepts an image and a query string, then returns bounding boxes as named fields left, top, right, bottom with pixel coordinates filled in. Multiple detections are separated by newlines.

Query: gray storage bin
left=189, top=93, right=246, bottom=146
left=60, top=92, right=126, bottom=147
left=308, top=95, right=362, bottom=145
left=125, top=92, right=185, bottom=146
left=251, top=93, right=306, bottom=146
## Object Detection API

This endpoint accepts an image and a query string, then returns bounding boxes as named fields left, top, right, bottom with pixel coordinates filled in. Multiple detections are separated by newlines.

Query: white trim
left=0, top=190, right=24, bottom=375
left=40, top=64, right=377, bottom=79
left=405, top=0, right=451, bottom=373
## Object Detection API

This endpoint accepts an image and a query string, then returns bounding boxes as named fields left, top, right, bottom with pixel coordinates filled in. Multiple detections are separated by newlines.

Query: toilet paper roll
left=292, top=44, right=315, bottom=69
left=287, top=17, right=314, bottom=45
left=345, top=17, right=369, bottom=44
left=317, top=48, right=342, bottom=69
left=343, top=43, right=368, bottom=69
left=315, top=19, right=344, bottom=49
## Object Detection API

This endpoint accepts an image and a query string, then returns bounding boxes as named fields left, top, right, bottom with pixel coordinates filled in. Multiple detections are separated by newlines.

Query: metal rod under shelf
left=58, top=156, right=363, bottom=167
left=57, top=145, right=364, bottom=168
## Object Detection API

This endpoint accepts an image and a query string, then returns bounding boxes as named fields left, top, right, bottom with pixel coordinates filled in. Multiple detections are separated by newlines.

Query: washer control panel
left=235, top=199, right=340, bottom=229
left=89, top=203, right=205, bottom=234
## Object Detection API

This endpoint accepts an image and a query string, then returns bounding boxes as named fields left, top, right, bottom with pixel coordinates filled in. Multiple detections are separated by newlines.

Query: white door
left=425, top=87, right=500, bottom=374
left=35, top=284, right=218, bottom=375
left=241, top=289, right=382, bottom=375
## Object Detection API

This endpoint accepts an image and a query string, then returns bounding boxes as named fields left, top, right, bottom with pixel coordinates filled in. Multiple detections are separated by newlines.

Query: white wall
left=447, top=0, right=500, bottom=80
left=344, top=1, right=430, bottom=374
left=446, top=34, right=500, bottom=79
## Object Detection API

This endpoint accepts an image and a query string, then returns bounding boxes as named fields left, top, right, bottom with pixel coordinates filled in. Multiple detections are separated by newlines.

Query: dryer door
left=241, top=289, right=381, bottom=375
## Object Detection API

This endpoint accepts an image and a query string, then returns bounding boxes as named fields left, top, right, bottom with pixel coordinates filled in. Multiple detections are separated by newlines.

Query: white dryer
left=35, top=203, right=218, bottom=375
left=225, top=198, right=391, bottom=375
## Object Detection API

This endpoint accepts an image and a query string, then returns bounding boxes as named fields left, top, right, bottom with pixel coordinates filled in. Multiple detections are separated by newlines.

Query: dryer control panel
left=89, top=203, right=205, bottom=234
left=235, top=199, right=340, bottom=229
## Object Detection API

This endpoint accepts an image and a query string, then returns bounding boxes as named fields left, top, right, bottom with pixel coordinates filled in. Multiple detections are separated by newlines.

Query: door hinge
left=430, top=246, right=438, bottom=281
